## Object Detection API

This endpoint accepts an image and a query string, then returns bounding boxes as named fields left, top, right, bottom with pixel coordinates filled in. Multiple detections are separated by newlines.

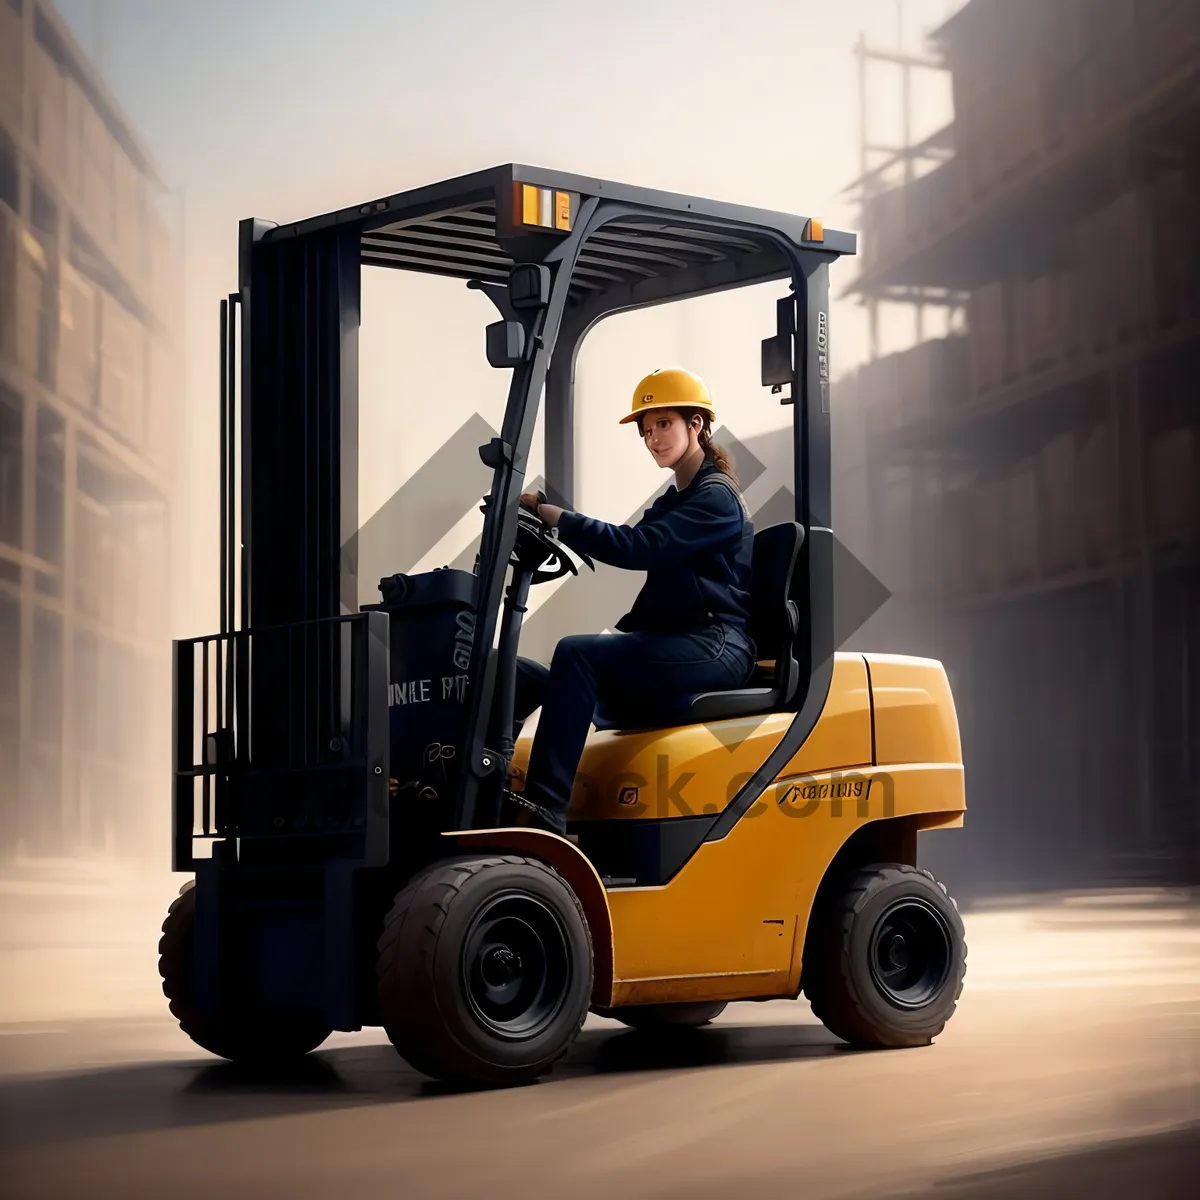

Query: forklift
left=162, top=165, right=968, bottom=1085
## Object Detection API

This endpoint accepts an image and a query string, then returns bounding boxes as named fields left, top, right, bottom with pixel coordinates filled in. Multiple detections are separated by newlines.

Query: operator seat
left=592, top=521, right=806, bottom=730
left=688, top=520, right=805, bottom=721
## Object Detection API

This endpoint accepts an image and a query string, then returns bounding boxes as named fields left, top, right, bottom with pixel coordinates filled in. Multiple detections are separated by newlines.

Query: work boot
left=500, top=789, right=577, bottom=843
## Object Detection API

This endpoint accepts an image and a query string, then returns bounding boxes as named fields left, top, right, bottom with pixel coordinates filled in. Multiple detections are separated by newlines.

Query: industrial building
left=839, top=0, right=1199, bottom=893
left=0, top=0, right=180, bottom=863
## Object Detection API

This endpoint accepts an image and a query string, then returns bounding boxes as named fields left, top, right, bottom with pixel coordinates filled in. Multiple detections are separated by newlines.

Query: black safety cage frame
left=173, top=163, right=855, bottom=872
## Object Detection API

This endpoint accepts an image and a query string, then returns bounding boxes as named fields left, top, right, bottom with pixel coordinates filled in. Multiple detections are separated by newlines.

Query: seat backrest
left=748, top=522, right=806, bottom=698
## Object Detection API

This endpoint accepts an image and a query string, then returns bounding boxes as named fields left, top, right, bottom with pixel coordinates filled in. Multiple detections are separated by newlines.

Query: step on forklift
left=163, top=165, right=968, bottom=1085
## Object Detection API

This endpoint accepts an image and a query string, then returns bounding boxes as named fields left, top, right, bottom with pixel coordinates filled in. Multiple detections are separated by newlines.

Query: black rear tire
left=596, top=1001, right=728, bottom=1030
left=158, top=881, right=332, bottom=1064
left=377, top=855, right=593, bottom=1086
left=804, top=864, right=967, bottom=1049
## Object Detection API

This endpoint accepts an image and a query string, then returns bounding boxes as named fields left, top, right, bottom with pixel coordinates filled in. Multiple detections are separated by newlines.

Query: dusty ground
left=0, top=887, right=1197, bottom=1199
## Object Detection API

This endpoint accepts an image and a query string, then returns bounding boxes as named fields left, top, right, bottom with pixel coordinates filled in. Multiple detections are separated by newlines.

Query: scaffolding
left=849, top=9, right=957, bottom=355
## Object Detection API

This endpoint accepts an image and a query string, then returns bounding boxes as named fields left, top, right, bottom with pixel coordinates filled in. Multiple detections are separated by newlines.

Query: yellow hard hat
left=620, top=367, right=715, bottom=426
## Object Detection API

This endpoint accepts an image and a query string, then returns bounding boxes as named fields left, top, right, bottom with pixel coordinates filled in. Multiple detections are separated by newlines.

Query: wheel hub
left=462, top=891, right=572, bottom=1041
left=868, top=897, right=953, bottom=1010
left=481, top=945, right=522, bottom=989
left=886, top=933, right=909, bottom=971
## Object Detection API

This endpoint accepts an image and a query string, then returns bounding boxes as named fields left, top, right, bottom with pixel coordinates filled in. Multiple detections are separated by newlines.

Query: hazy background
left=54, top=0, right=958, bottom=637
left=3, top=0, right=1196, bottom=900
left=2, top=9, right=1198, bottom=1196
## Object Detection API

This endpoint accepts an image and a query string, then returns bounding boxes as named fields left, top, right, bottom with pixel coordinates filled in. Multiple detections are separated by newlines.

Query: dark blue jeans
left=513, top=625, right=756, bottom=828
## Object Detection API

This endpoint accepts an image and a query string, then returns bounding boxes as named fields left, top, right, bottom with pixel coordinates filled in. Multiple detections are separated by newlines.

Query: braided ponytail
left=697, top=421, right=739, bottom=487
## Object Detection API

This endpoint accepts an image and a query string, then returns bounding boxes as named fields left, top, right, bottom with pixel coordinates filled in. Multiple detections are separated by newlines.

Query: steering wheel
left=513, top=507, right=594, bottom=584
left=477, top=493, right=595, bottom=584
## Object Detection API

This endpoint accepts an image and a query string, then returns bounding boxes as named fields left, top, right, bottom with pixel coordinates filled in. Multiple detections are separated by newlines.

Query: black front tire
left=804, top=864, right=967, bottom=1049
left=596, top=1001, right=728, bottom=1030
left=158, top=881, right=332, bottom=1064
left=377, top=856, right=593, bottom=1086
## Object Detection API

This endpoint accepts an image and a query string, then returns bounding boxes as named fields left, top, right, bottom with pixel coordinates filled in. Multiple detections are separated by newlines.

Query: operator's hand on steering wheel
left=519, top=490, right=564, bottom=529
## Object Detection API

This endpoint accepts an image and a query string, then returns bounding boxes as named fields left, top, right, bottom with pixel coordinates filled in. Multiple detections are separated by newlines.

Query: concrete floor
left=1, top=894, right=1198, bottom=1199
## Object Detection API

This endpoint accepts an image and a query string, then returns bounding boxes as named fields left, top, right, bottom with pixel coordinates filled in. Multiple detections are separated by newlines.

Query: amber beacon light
left=516, top=182, right=573, bottom=231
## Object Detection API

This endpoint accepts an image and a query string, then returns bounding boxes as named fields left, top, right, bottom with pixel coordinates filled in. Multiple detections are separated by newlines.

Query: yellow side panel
left=606, top=762, right=965, bottom=1004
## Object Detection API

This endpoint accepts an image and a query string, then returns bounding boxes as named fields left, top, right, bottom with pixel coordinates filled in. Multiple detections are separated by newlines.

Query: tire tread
left=377, top=855, right=592, bottom=1085
left=158, top=880, right=330, bottom=1063
left=805, top=863, right=967, bottom=1049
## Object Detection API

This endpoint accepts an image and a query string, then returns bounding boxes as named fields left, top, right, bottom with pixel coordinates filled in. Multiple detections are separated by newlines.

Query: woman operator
left=504, top=367, right=756, bottom=835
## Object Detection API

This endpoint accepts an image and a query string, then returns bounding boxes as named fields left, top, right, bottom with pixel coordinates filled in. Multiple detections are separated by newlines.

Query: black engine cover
left=376, top=568, right=478, bottom=831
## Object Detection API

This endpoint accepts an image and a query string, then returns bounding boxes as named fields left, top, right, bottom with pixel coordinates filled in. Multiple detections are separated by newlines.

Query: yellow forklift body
left=508, top=652, right=965, bottom=1008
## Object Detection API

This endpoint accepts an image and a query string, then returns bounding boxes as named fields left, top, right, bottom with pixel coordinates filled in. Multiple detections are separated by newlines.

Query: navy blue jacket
left=555, top=462, right=755, bottom=640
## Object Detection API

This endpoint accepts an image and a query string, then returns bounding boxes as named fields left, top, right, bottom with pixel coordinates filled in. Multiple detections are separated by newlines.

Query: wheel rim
left=867, top=897, right=953, bottom=1010
left=461, top=891, right=572, bottom=1040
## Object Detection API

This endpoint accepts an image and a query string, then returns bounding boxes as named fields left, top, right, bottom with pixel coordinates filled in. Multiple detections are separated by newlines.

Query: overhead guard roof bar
left=261, top=164, right=856, bottom=315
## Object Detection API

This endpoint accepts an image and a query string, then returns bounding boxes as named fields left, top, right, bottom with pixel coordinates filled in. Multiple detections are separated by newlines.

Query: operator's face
left=641, top=410, right=702, bottom=470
